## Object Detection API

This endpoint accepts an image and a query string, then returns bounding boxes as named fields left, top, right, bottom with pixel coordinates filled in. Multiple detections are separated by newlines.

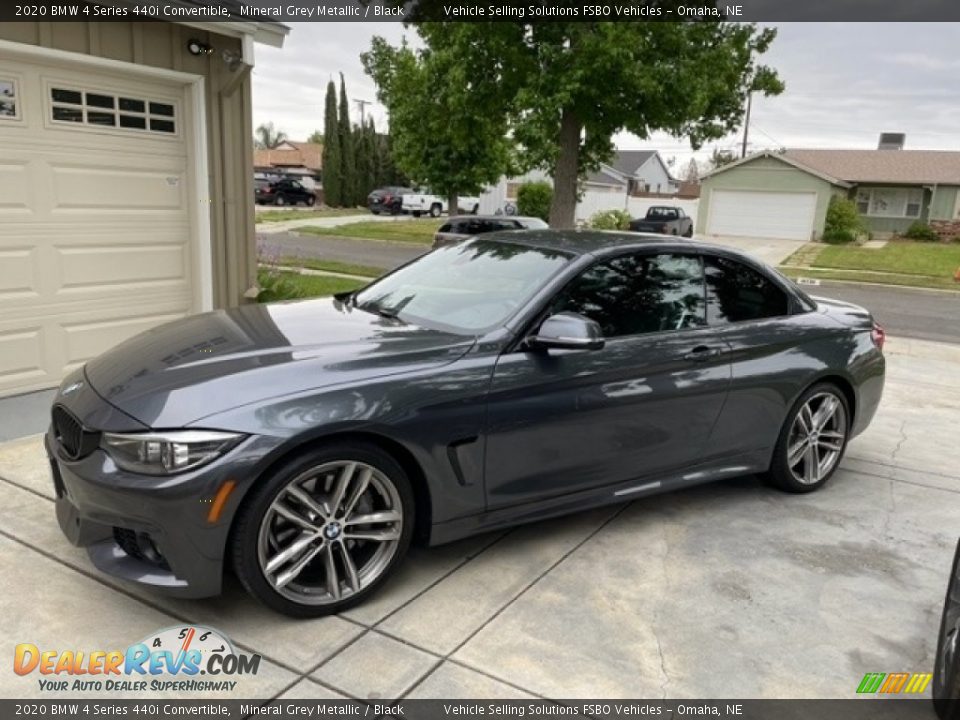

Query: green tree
left=306, top=130, right=323, bottom=145
left=338, top=74, right=356, bottom=207
left=516, top=181, right=552, bottom=222
left=321, top=81, right=341, bottom=207
left=362, top=36, right=514, bottom=216
left=355, top=119, right=375, bottom=201
left=404, top=17, right=783, bottom=227
left=254, top=122, right=286, bottom=150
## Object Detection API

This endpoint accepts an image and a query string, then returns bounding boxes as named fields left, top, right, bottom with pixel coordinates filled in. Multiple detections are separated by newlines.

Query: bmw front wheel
left=233, top=443, right=413, bottom=617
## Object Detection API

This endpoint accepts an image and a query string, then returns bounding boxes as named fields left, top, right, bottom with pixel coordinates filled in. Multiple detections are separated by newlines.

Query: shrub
left=256, top=267, right=304, bottom=303
left=516, top=181, right=552, bottom=222
left=824, top=196, right=865, bottom=238
left=903, top=221, right=940, bottom=242
left=589, top=209, right=633, bottom=231
left=821, top=228, right=856, bottom=245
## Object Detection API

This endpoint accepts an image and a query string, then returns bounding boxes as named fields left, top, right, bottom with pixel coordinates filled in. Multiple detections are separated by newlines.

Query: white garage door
left=706, top=190, right=817, bottom=241
left=0, top=52, right=202, bottom=397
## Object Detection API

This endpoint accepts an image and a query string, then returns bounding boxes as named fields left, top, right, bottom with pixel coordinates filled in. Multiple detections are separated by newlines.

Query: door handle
left=683, top=345, right=721, bottom=362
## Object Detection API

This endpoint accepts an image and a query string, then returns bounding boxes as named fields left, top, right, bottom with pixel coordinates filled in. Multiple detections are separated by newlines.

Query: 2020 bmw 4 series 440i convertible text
left=47, top=231, right=885, bottom=616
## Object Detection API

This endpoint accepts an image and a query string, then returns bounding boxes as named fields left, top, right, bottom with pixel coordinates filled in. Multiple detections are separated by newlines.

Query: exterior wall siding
left=0, top=21, right=255, bottom=309
left=696, top=157, right=836, bottom=239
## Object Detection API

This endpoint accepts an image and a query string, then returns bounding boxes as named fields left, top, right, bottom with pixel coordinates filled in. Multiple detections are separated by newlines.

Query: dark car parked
left=47, top=231, right=885, bottom=617
left=935, top=538, right=960, bottom=719
left=368, top=186, right=414, bottom=215
left=432, top=215, right=549, bottom=249
left=255, top=177, right=317, bottom=207
left=629, top=206, right=694, bottom=236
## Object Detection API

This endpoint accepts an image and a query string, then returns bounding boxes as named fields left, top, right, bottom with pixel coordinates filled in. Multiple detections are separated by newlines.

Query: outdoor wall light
left=186, top=39, right=214, bottom=56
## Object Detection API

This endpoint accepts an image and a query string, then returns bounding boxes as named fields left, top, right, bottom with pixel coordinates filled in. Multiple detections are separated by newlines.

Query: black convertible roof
left=483, top=229, right=696, bottom=256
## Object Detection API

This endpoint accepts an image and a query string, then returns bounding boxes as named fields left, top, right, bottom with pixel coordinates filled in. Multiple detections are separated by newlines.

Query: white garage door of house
left=707, top=190, right=817, bottom=241
left=0, top=52, right=202, bottom=398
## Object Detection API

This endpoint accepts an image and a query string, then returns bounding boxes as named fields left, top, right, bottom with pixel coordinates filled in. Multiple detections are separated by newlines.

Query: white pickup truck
left=401, top=190, right=481, bottom=217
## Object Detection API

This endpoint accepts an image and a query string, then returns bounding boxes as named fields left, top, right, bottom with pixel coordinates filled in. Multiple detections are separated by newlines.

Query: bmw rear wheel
left=764, top=383, right=850, bottom=493
left=233, top=443, right=413, bottom=617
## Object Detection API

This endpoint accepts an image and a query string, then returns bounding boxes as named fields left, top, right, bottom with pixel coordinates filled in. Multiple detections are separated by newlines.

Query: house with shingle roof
left=696, top=136, right=960, bottom=241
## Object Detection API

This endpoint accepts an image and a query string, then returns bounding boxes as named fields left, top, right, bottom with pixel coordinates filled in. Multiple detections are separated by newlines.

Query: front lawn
left=299, top=219, right=442, bottom=244
left=256, top=207, right=370, bottom=223
left=257, top=270, right=367, bottom=302
left=781, top=240, right=960, bottom=291
left=277, top=257, right=384, bottom=278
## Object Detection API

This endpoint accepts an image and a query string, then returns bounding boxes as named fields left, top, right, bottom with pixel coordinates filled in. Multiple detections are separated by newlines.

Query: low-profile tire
left=763, top=382, right=851, bottom=493
left=232, top=442, right=414, bottom=617
left=429, top=203, right=442, bottom=218
left=305, top=195, right=316, bottom=207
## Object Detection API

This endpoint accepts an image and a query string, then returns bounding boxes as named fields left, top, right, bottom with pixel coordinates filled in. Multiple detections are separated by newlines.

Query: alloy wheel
left=256, top=460, right=403, bottom=605
left=786, top=391, right=848, bottom=485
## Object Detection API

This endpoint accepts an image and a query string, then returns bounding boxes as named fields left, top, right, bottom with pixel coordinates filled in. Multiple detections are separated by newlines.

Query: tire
left=305, top=195, right=316, bottom=207
left=232, top=442, right=414, bottom=617
left=471, top=204, right=479, bottom=215
left=763, top=382, right=851, bottom=493
left=934, top=542, right=960, bottom=720
left=274, top=195, right=287, bottom=207
left=429, top=203, right=442, bottom=218
left=683, top=227, right=693, bottom=238
left=371, top=209, right=381, bottom=216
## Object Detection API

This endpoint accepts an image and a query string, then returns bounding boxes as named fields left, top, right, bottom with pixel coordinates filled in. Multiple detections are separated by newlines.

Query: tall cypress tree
left=338, top=74, right=357, bottom=207
left=354, top=119, right=371, bottom=203
left=321, top=80, right=341, bottom=207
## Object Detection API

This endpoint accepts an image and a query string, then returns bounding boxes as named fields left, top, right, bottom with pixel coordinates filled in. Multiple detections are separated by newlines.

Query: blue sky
left=251, top=22, right=960, bottom=171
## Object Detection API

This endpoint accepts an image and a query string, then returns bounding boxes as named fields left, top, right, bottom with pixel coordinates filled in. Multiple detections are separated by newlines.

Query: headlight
left=101, top=430, right=245, bottom=476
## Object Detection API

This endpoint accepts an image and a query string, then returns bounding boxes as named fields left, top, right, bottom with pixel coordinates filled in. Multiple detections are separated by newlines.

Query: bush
left=516, top=181, right=552, bottom=222
left=256, top=267, right=305, bottom=303
left=903, top=221, right=940, bottom=242
left=824, top=196, right=865, bottom=238
left=821, top=228, right=856, bottom=245
left=589, top=209, right=632, bottom=231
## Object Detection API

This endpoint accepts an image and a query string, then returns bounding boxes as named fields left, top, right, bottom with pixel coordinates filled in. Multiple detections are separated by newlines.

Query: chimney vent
left=878, top=133, right=906, bottom=150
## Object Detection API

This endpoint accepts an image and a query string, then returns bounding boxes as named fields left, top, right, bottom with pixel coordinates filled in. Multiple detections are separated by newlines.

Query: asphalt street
left=257, top=231, right=960, bottom=345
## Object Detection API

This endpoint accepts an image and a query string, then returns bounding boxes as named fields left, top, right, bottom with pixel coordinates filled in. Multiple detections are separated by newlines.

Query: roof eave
left=702, top=150, right=851, bottom=188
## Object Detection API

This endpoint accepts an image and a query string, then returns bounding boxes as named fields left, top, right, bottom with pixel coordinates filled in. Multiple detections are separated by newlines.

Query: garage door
left=0, top=53, right=201, bottom=397
left=706, top=190, right=817, bottom=241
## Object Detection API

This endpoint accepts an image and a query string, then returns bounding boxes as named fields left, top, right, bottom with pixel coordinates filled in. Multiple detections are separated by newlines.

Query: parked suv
left=368, top=187, right=414, bottom=215
left=255, top=178, right=317, bottom=206
left=432, top=215, right=548, bottom=249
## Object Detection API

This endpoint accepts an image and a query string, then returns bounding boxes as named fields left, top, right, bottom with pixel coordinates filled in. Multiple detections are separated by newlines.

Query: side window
left=704, top=255, right=789, bottom=324
left=438, top=222, right=453, bottom=233
left=550, top=254, right=705, bottom=338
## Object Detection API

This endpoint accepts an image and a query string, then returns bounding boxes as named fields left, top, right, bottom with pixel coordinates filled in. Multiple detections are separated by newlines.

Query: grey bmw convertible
left=47, top=231, right=885, bottom=617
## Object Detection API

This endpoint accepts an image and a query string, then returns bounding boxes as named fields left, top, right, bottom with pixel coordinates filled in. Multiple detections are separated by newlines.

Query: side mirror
left=529, top=312, right=605, bottom=351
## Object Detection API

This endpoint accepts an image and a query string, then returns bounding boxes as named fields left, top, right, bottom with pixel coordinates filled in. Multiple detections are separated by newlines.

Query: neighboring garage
left=0, top=17, right=287, bottom=398
left=696, top=142, right=960, bottom=242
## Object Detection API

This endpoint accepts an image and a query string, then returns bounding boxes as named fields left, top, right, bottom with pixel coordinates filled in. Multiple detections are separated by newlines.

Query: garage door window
left=0, top=79, right=19, bottom=119
left=49, top=86, right=176, bottom=135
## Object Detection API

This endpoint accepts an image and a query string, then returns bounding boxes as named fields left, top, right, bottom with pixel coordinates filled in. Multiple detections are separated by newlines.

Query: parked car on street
left=47, top=231, right=885, bottom=617
left=629, top=206, right=694, bottom=236
left=402, top=190, right=481, bottom=217
left=255, top=177, right=317, bottom=207
left=367, top=186, right=414, bottom=215
left=935, top=538, right=960, bottom=719
left=433, top=215, right=549, bottom=249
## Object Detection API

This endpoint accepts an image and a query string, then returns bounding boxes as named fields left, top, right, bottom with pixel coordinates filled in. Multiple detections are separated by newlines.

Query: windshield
left=352, top=239, right=573, bottom=334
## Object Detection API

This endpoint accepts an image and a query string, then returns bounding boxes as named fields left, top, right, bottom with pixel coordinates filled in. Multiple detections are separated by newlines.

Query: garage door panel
left=51, top=164, right=186, bottom=213
left=0, top=327, right=45, bottom=387
left=707, top=190, right=816, bottom=241
left=57, top=243, right=188, bottom=291
left=0, top=248, right=39, bottom=299
left=0, top=162, right=32, bottom=212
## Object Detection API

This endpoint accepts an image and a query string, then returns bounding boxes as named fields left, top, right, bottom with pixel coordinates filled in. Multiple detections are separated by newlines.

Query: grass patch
left=299, top=219, right=442, bottom=244
left=256, top=207, right=369, bottom=223
left=780, top=267, right=960, bottom=292
left=812, top=240, right=960, bottom=277
left=277, top=257, right=384, bottom=278
left=258, top=270, right=367, bottom=302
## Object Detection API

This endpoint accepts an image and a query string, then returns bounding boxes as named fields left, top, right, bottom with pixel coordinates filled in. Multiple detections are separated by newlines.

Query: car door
left=483, top=251, right=732, bottom=510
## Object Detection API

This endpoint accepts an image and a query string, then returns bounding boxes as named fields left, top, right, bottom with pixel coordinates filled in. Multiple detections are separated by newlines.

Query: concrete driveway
left=696, top=234, right=806, bottom=266
left=1, top=337, right=958, bottom=701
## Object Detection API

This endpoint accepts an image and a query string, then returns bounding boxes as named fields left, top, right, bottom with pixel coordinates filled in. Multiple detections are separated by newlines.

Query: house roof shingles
left=783, top=149, right=960, bottom=186
left=254, top=141, right=323, bottom=172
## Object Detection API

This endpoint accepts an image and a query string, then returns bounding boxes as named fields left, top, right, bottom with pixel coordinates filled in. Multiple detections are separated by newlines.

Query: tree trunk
left=447, top=191, right=459, bottom=217
left=549, top=108, right=582, bottom=229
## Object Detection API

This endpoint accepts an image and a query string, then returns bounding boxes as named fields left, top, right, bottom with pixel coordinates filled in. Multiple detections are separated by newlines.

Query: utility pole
left=741, top=90, right=753, bottom=159
left=353, top=98, right=372, bottom=125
